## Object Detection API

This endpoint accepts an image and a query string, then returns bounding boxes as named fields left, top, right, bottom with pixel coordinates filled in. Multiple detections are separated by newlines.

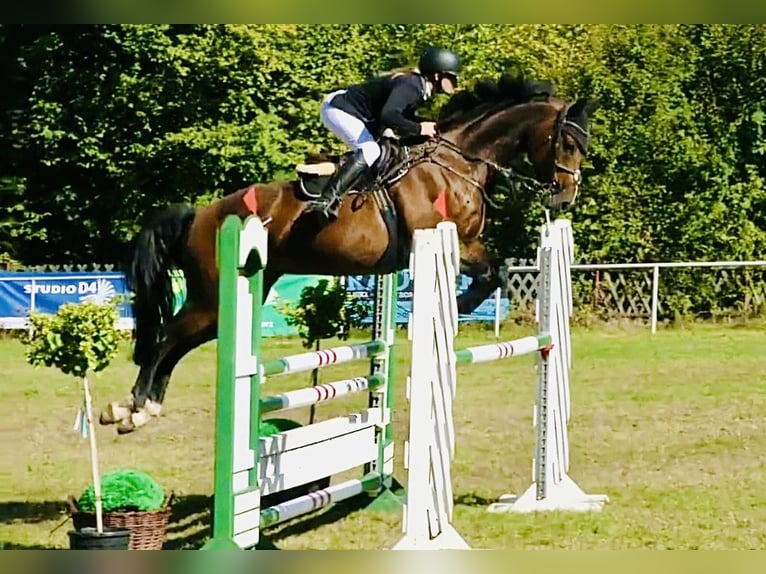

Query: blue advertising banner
left=0, top=270, right=508, bottom=332
left=0, top=272, right=132, bottom=328
left=0, top=271, right=327, bottom=336
left=346, top=271, right=509, bottom=324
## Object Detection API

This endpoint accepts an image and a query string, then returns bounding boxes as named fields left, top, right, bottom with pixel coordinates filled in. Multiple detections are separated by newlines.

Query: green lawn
left=2, top=320, right=766, bottom=549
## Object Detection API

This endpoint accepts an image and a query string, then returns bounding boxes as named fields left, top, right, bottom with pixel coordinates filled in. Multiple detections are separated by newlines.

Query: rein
left=424, top=135, right=565, bottom=209
left=404, top=101, right=589, bottom=210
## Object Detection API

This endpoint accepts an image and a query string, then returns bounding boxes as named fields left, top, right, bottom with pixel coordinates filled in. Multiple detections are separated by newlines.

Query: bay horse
left=101, top=76, right=599, bottom=433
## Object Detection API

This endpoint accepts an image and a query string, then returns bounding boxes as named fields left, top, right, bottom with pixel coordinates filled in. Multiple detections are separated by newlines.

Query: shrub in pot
left=23, top=300, right=130, bottom=549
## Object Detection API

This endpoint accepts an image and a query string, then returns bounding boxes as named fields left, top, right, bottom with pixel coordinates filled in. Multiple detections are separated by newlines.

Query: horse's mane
left=437, top=73, right=556, bottom=131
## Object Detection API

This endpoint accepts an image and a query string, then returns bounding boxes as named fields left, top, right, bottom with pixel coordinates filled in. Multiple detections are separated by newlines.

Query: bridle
left=419, top=103, right=588, bottom=206
left=550, top=104, right=589, bottom=198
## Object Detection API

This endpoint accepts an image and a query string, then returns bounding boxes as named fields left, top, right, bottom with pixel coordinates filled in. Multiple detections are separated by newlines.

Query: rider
left=306, top=46, right=462, bottom=222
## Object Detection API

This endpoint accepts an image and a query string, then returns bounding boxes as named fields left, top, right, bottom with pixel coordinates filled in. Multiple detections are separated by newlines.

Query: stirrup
left=300, top=184, right=323, bottom=199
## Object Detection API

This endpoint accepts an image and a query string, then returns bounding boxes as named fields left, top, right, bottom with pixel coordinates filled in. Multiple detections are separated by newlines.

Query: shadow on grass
left=0, top=481, right=405, bottom=550
left=0, top=495, right=213, bottom=550
left=453, top=492, right=499, bottom=507
left=156, top=489, right=378, bottom=549
left=163, top=494, right=212, bottom=550
left=0, top=501, right=68, bottom=525
left=0, top=541, right=52, bottom=549
left=160, top=491, right=391, bottom=550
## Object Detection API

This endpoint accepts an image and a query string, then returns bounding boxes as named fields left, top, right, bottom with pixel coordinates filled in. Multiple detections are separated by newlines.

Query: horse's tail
left=129, top=204, right=196, bottom=367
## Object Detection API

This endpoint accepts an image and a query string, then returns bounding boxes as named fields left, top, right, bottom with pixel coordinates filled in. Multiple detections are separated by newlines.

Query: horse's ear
left=567, top=97, right=600, bottom=121
left=566, top=98, right=600, bottom=141
left=583, top=98, right=600, bottom=116
left=563, top=98, right=599, bottom=154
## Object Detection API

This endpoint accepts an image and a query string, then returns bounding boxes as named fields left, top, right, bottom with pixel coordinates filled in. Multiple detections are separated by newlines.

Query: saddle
left=294, top=138, right=414, bottom=270
left=295, top=138, right=412, bottom=201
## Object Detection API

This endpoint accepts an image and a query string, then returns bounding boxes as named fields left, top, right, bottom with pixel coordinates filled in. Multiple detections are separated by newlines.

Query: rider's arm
left=379, top=77, right=424, bottom=138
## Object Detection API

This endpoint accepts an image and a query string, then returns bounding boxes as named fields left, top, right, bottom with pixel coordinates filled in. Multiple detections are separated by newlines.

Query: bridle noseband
left=550, top=105, right=589, bottom=198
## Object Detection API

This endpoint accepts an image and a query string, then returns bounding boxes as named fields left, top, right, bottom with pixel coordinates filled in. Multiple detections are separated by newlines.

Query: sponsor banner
left=0, top=272, right=132, bottom=329
left=0, top=270, right=508, bottom=332
left=0, top=271, right=326, bottom=337
left=262, top=274, right=329, bottom=337
left=346, top=271, right=509, bottom=324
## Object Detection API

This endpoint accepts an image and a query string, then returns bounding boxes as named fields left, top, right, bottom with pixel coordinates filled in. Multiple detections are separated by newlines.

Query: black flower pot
left=68, top=527, right=131, bottom=550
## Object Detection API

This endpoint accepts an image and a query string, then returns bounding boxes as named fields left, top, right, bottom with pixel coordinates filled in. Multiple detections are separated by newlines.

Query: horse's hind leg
left=102, top=265, right=280, bottom=434
left=100, top=362, right=157, bottom=429
left=455, top=239, right=502, bottom=315
left=129, top=305, right=216, bottom=432
left=101, top=305, right=217, bottom=434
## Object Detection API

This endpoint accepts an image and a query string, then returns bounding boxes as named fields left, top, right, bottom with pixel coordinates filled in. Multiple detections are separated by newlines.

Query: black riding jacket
left=329, top=72, right=429, bottom=138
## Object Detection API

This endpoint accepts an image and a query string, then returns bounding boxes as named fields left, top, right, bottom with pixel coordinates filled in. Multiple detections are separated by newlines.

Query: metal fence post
left=651, top=265, right=659, bottom=334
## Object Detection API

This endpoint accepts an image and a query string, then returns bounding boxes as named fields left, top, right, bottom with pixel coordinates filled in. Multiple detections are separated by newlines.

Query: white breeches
left=320, top=90, right=381, bottom=167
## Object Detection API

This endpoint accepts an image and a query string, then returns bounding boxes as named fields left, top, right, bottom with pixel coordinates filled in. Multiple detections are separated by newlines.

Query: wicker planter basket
left=68, top=493, right=174, bottom=550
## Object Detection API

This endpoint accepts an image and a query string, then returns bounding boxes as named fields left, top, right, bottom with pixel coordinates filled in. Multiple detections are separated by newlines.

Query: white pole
left=83, top=375, right=104, bottom=533
left=651, top=265, right=659, bottom=335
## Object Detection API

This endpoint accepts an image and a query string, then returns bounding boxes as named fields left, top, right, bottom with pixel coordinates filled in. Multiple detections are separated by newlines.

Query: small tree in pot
left=23, top=300, right=129, bottom=549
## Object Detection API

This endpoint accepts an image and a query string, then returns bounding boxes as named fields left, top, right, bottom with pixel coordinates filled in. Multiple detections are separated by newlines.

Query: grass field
left=2, top=319, right=766, bottom=550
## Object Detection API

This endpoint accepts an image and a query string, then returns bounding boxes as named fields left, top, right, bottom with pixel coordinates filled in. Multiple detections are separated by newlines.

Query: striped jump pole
left=260, top=474, right=383, bottom=530
left=203, top=214, right=399, bottom=550
left=455, top=334, right=552, bottom=364
left=260, top=375, right=386, bottom=415
left=261, top=340, right=387, bottom=377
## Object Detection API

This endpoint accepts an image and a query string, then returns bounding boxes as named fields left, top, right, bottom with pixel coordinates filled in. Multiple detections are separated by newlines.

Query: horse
left=100, top=75, right=599, bottom=433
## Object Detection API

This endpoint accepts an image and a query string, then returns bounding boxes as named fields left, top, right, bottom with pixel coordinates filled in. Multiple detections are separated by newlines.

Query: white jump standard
left=489, top=220, right=607, bottom=512
left=397, top=218, right=607, bottom=535
left=393, top=222, right=469, bottom=549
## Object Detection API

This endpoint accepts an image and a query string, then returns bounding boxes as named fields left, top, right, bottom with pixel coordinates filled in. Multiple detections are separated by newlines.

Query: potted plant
left=23, top=300, right=130, bottom=549
left=68, top=468, right=173, bottom=550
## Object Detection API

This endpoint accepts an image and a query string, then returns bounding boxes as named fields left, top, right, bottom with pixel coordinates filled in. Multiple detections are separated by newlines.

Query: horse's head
left=436, top=75, right=599, bottom=212
left=526, top=98, right=599, bottom=210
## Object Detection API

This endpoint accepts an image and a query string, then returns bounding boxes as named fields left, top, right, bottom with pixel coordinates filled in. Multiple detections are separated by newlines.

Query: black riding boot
left=307, top=150, right=368, bottom=223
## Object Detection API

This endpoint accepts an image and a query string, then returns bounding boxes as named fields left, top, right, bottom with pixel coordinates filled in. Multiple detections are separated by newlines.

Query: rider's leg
left=310, top=101, right=381, bottom=221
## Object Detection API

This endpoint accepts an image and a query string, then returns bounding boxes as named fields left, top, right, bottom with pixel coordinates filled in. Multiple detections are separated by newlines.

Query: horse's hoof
left=115, top=406, right=156, bottom=435
left=116, top=419, right=136, bottom=434
left=99, top=402, right=133, bottom=425
left=144, top=399, right=162, bottom=418
left=131, top=408, right=153, bottom=428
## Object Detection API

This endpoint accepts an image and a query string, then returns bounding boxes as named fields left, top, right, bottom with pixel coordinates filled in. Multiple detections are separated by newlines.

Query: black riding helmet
left=418, top=47, right=461, bottom=85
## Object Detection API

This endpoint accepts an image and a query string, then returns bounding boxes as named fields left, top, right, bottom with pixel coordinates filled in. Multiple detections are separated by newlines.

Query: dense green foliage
left=24, top=301, right=121, bottom=378
left=1, top=25, right=764, bottom=316
left=278, top=278, right=368, bottom=348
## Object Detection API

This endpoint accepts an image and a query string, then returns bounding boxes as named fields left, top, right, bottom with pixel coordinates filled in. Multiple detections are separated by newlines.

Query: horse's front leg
left=455, top=238, right=502, bottom=315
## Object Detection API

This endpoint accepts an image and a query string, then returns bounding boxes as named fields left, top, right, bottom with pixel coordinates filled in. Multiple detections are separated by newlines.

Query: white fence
left=505, top=259, right=766, bottom=333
